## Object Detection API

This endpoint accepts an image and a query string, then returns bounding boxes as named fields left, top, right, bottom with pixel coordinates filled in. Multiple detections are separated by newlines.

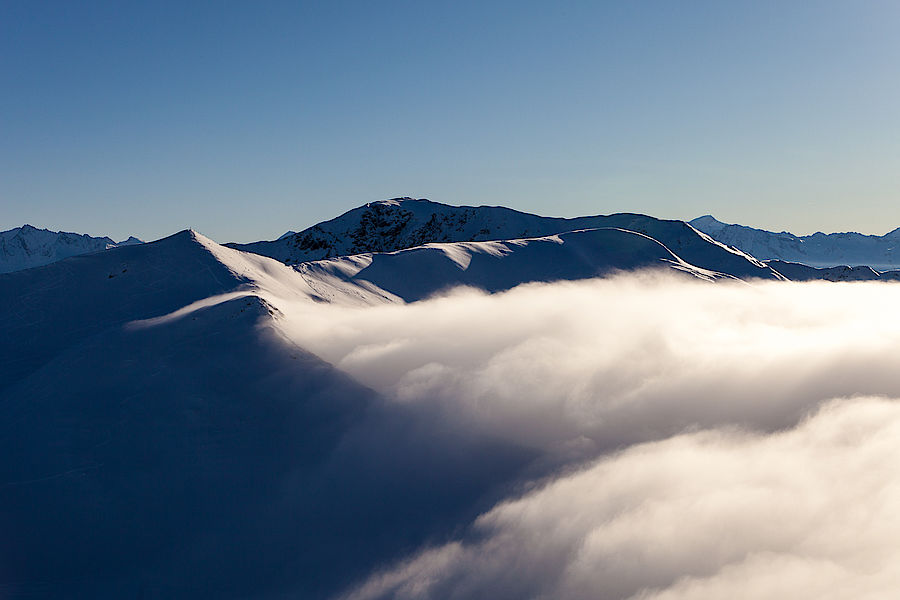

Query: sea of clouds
left=272, top=272, right=900, bottom=599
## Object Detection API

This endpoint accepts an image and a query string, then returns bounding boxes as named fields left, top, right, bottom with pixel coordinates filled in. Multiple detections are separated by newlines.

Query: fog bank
left=341, top=398, right=900, bottom=600
left=265, top=273, right=900, bottom=598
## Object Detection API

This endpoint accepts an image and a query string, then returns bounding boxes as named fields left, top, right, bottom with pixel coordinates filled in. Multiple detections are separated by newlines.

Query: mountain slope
left=229, top=198, right=778, bottom=280
left=0, top=224, right=143, bottom=274
left=1, top=295, right=374, bottom=598
left=0, top=228, right=539, bottom=598
left=691, top=215, right=900, bottom=271
left=0, top=230, right=248, bottom=392
left=0, top=228, right=398, bottom=393
left=298, top=228, right=771, bottom=303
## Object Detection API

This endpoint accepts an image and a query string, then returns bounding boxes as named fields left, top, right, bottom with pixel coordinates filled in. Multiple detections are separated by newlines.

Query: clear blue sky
left=2, top=1, right=899, bottom=242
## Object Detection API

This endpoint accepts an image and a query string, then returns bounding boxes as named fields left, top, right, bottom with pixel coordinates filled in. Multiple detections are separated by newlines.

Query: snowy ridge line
left=293, top=226, right=770, bottom=304
left=0, top=223, right=143, bottom=274
left=227, top=199, right=786, bottom=283
left=691, top=214, right=900, bottom=271
left=685, top=221, right=770, bottom=268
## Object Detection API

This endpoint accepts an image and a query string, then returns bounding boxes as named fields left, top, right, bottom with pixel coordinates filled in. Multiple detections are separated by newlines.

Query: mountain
left=690, top=215, right=900, bottom=271
left=0, top=220, right=786, bottom=599
left=764, top=260, right=900, bottom=282
left=300, top=227, right=781, bottom=303
left=9, top=226, right=704, bottom=598
left=0, top=230, right=495, bottom=598
left=229, top=198, right=779, bottom=281
left=0, top=224, right=143, bottom=274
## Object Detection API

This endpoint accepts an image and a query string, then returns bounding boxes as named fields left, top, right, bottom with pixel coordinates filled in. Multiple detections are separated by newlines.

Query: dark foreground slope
left=0, top=231, right=533, bottom=598
left=1, top=297, right=370, bottom=598
left=0, top=230, right=248, bottom=392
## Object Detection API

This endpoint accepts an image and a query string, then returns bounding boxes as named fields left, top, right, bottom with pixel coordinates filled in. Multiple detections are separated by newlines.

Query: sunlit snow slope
left=298, top=227, right=776, bottom=303
left=229, top=198, right=776, bottom=279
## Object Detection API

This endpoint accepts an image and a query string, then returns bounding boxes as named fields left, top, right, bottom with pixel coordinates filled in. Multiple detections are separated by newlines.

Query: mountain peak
left=689, top=215, right=728, bottom=232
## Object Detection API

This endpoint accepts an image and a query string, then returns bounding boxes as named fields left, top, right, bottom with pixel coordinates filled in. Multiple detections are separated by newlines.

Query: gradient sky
left=2, top=1, right=899, bottom=243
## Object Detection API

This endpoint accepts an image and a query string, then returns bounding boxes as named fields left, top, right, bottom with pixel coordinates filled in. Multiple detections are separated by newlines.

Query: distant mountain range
left=690, top=214, right=900, bottom=271
left=0, top=224, right=141, bottom=274
left=7, top=200, right=900, bottom=278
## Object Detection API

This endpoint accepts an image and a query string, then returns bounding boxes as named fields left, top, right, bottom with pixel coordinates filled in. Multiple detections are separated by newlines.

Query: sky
left=2, top=0, right=899, bottom=243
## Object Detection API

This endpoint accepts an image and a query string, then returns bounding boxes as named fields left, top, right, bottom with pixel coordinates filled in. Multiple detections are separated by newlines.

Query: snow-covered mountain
left=763, top=260, right=900, bottom=282
left=690, top=215, right=900, bottom=271
left=0, top=224, right=142, bottom=273
left=12, top=226, right=746, bottom=597
left=0, top=230, right=406, bottom=598
left=300, top=227, right=782, bottom=303
left=229, top=197, right=779, bottom=280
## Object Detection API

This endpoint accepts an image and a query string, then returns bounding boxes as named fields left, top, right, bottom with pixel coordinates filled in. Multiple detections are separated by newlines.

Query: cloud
left=262, top=272, right=900, bottom=598
left=277, top=273, right=900, bottom=455
left=338, top=397, right=900, bottom=600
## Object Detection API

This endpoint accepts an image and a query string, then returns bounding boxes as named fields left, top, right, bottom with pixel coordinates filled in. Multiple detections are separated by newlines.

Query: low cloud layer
left=280, top=273, right=900, bottom=452
left=341, top=398, right=900, bottom=600
left=268, top=273, right=900, bottom=598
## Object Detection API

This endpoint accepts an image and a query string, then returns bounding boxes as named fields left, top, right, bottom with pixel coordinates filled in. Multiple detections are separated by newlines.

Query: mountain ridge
left=299, top=227, right=782, bottom=303
left=690, top=214, right=900, bottom=271
left=227, top=198, right=775, bottom=278
left=0, top=224, right=143, bottom=274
